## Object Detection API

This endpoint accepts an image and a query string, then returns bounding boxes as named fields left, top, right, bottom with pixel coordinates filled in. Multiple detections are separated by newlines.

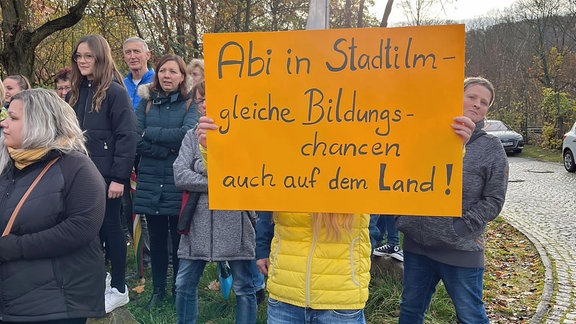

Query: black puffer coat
left=71, top=78, right=137, bottom=184
left=0, top=150, right=106, bottom=321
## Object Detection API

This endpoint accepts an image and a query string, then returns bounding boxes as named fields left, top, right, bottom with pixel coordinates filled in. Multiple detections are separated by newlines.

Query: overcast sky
left=369, top=0, right=518, bottom=25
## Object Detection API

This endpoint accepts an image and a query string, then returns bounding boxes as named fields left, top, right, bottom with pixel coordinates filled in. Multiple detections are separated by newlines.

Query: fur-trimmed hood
left=137, top=75, right=194, bottom=101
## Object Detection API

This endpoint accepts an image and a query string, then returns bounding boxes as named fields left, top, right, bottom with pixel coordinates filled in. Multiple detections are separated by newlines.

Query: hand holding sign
left=204, top=25, right=466, bottom=216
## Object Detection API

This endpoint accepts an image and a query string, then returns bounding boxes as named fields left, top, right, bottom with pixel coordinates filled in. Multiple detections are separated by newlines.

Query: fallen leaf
left=132, top=285, right=145, bottom=294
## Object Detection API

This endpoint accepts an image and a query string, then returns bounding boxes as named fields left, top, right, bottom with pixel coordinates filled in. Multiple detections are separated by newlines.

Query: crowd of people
left=0, top=32, right=507, bottom=324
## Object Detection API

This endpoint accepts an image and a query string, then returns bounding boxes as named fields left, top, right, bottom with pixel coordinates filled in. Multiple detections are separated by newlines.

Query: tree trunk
left=0, top=0, right=90, bottom=83
left=380, top=0, right=394, bottom=27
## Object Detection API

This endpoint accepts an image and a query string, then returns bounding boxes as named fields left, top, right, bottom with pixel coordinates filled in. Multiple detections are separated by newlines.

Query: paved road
left=502, top=156, right=576, bottom=324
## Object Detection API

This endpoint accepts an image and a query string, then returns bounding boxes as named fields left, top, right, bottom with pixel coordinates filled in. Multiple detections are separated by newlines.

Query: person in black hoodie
left=67, top=34, right=137, bottom=314
left=0, top=88, right=106, bottom=323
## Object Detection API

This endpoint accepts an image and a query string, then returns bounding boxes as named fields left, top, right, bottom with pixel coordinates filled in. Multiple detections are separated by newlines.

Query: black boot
left=146, top=288, right=166, bottom=309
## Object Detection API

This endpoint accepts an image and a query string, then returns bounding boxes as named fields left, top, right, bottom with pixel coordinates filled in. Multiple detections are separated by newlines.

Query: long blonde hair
left=312, top=213, right=355, bottom=241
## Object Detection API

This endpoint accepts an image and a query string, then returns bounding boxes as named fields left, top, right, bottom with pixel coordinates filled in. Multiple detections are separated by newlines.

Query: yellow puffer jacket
left=266, top=212, right=371, bottom=310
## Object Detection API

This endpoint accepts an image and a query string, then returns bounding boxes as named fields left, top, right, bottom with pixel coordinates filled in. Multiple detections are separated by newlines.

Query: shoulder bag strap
left=2, top=156, right=60, bottom=237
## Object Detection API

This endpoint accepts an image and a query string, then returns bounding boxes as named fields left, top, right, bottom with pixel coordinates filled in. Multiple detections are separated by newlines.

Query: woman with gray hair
left=0, top=88, right=107, bottom=323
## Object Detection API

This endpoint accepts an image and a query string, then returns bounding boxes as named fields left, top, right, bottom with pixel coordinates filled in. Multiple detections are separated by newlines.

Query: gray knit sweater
left=396, top=126, right=509, bottom=268
left=173, top=129, right=255, bottom=261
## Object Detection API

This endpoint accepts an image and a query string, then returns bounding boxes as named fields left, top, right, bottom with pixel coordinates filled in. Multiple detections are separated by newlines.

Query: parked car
left=562, top=121, right=576, bottom=172
left=483, top=120, right=524, bottom=154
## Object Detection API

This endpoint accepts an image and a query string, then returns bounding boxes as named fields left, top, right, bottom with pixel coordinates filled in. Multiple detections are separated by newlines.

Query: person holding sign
left=396, top=77, right=508, bottom=324
left=197, top=119, right=372, bottom=322
left=195, top=100, right=476, bottom=324
left=173, top=80, right=258, bottom=324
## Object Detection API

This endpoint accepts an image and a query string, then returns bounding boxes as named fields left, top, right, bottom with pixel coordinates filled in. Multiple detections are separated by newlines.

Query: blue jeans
left=399, top=251, right=488, bottom=324
left=267, top=298, right=365, bottom=324
left=251, top=259, right=265, bottom=290
left=369, top=214, right=399, bottom=250
left=175, top=259, right=256, bottom=324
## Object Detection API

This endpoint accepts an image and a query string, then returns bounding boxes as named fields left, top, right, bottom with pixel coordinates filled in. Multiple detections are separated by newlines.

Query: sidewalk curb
left=503, top=216, right=553, bottom=324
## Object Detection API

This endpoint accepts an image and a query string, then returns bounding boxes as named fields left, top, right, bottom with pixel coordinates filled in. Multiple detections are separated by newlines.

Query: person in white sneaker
left=68, top=35, right=136, bottom=314
left=0, top=89, right=108, bottom=322
left=370, top=214, right=404, bottom=262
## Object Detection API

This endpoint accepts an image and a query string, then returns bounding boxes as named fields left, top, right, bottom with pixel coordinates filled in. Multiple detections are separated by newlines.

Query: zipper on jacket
left=104, top=142, right=108, bottom=150
left=81, top=80, right=93, bottom=128
left=305, top=225, right=318, bottom=307
left=0, top=179, right=16, bottom=230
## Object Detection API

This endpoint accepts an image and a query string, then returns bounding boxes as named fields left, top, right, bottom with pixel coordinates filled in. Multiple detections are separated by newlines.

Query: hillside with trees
left=1, top=0, right=575, bottom=149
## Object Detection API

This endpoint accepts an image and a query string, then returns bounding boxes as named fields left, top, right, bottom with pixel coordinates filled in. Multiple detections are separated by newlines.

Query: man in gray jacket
left=396, top=77, right=509, bottom=324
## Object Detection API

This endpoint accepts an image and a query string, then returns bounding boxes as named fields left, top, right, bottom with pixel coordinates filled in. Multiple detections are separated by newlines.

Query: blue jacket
left=133, top=84, right=198, bottom=216
left=255, top=211, right=274, bottom=260
left=124, top=69, right=155, bottom=109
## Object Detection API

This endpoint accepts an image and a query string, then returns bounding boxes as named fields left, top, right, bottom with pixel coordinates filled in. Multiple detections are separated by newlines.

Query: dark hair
left=6, top=75, right=31, bottom=91
left=150, top=54, right=189, bottom=98
left=54, top=67, right=72, bottom=86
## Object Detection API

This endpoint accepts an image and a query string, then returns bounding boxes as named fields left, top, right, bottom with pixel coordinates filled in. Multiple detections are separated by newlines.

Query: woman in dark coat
left=133, top=54, right=198, bottom=307
left=68, top=34, right=137, bottom=313
left=0, top=89, right=106, bottom=323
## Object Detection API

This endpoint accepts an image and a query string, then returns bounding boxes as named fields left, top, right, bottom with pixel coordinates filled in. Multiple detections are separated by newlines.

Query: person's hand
left=108, top=181, right=124, bottom=199
left=195, top=116, right=218, bottom=148
left=256, top=258, right=270, bottom=276
left=451, top=116, right=476, bottom=145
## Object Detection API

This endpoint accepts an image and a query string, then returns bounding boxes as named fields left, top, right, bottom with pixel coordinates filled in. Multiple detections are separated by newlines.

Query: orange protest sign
left=203, top=25, right=465, bottom=216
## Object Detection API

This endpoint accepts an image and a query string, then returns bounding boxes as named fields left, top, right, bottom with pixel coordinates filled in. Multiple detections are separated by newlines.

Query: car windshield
left=484, top=121, right=509, bottom=132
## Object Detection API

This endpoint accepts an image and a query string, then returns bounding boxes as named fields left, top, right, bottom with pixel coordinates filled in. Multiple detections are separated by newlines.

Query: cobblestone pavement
left=502, top=156, right=576, bottom=324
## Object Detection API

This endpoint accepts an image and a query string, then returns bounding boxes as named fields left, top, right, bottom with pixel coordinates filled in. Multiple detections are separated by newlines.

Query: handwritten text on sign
left=204, top=25, right=465, bottom=216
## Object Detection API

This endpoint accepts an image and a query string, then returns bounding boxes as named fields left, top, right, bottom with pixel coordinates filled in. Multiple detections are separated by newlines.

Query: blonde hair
left=464, top=77, right=495, bottom=107
left=0, top=89, right=87, bottom=173
left=0, top=78, right=5, bottom=102
left=312, top=213, right=355, bottom=241
left=186, top=58, right=204, bottom=76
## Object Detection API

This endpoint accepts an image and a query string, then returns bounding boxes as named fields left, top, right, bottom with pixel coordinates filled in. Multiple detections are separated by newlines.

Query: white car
left=562, top=121, right=576, bottom=172
left=484, top=120, right=524, bottom=154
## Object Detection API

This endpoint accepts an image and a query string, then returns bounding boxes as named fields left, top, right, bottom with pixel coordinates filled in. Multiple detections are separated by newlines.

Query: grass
left=121, top=218, right=541, bottom=323
left=120, top=144, right=557, bottom=323
left=520, top=144, right=562, bottom=163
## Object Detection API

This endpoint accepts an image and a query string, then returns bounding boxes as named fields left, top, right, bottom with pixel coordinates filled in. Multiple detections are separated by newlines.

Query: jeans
left=251, top=259, right=265, bottom=290
left=399, top=251, right=488, bottom=324
left=176, top=259, right=256, bottom=324
left=267, top=298, right=365, bottom=324
left=369, top=214, right=399, bottom=250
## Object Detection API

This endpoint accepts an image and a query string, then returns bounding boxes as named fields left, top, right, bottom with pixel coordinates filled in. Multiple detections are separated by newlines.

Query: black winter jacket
left=72, top=78, right=137, bottom=184
left=133, top=85, right=198, bottom=216
left=0, top=150, right=106, bottom=321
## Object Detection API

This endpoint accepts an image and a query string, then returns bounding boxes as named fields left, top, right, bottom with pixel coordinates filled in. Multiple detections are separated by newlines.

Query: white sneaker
left=105, top=285, right=129, bottom=313
left=105, top=272, right=111, bottom=293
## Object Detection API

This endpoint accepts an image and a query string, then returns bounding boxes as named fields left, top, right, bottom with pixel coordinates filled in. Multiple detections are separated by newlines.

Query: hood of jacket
left=137, top=76, right=193, bottom=102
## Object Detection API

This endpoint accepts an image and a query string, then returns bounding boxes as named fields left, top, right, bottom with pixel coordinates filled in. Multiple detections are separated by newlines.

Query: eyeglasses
left=73, top=53, right=95, bottom=62
left=57, top=86, right=72, bottom=92
left=194, top=98, right=205, bottom=105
